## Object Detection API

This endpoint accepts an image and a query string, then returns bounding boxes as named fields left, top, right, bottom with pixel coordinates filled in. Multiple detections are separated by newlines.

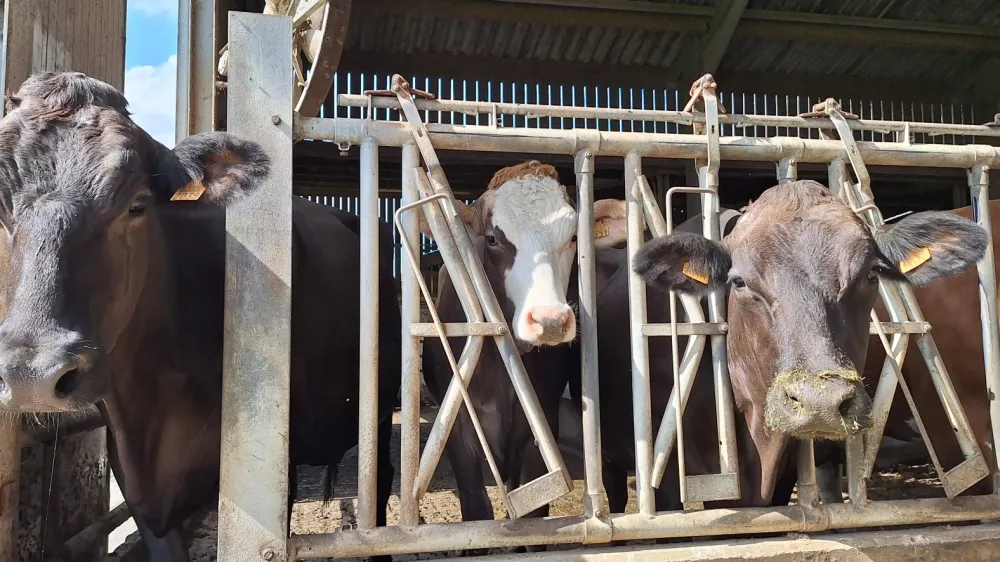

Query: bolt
left=271, top=115, right=282, bottom=125
left=498, top=325, right=508, bottom=334
left=261, top=547, right=276, bottom=561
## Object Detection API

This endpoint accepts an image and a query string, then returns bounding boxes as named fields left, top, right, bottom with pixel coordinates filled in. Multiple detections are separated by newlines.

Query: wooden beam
left=700, top=0, right=748, bottom=75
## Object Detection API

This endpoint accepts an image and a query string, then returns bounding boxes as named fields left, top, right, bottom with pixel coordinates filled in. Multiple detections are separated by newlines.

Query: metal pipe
left=296, top=118, right=1000, bottom=168
left=0, top=418, right=16, bottom=562
left=625, top=151, right=655, bottom=515
left=968, top=164, right=1000, bottom=489
left=289, top=495, right=1000, bottom=559
left=575, top=149, right=605, bottom=519
left=398, top=141, right=422, bottom=527
left=699, top=88, right=740, bottom=486
left=393, top=80, right=571, bottom=515
left=337, top=94, right=1000, bottom=138
left=357, top=137, right=380, bottom=530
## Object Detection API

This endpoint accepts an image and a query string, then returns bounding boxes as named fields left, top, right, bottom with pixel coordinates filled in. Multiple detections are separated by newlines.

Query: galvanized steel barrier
left=221, top=12, right=1000, bottom=562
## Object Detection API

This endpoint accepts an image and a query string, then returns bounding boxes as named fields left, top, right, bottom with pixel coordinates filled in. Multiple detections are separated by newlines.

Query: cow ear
left=593, top=199, right=637, bottom=248
left=418, top=200, right=480, bottom=240
left=157, top=132, right=271, bottom=205
left=633, top=231, right=731, bottom=296
left=874, top=211, right=988, bottom=286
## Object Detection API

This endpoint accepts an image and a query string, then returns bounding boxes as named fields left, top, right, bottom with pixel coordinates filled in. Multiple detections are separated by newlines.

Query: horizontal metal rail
left=288, top=495, right=1000, bottom=559
left=296, top=118, right=1000, bottom=167
left=338, top=94, right=1000, bottom=138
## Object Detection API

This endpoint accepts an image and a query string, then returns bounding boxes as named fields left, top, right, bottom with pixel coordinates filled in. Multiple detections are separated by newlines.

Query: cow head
left=0, top=72, right=270, bottom=413
left=634, top=180, right=986, bottom=441
left=420, top=161, right=630, bottom=347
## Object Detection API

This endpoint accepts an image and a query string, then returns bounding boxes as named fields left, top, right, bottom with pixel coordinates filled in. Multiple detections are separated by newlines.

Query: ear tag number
left=682, top=261, right=709, bottom=284
left=170, top=180, right=206, bottom=202
left=593, top=221, right=610, bottom=239
left=899, top=247, right=931, bottom=273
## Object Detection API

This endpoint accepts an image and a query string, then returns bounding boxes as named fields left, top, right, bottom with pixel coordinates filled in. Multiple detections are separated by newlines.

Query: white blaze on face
left=490, top=174, right=578, bottom=346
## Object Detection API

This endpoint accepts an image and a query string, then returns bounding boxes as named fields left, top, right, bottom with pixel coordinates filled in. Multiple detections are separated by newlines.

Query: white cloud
left=129, top=0, right=178, bottom=17
left=124, top=55, right=177, bottom=147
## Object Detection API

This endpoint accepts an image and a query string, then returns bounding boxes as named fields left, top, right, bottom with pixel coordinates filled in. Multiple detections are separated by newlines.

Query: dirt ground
left=108, top=406, right=949, bottom=561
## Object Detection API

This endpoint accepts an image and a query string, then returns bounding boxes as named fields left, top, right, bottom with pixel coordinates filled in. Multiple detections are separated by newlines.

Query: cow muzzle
left=518, top=304, right=577, bottom=346
left=0, top=344, right=104, bottom=413
left=764, top=369, right=873, bottom=440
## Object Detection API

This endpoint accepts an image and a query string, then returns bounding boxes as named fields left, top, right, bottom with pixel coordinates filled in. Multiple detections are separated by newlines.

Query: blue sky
left=124, top=0, right=179, bottom=147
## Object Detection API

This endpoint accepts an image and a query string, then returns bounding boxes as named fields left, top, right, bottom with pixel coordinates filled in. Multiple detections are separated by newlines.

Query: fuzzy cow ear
left=592, top=199, right=638, bottom=248
left=633, top=231, right=731, bottom=296
left=874, top=211, right=987, bottom=286
left=160, top=132, right=271, bottom=205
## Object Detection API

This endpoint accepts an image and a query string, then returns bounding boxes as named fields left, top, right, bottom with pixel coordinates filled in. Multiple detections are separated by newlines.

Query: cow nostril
left=839, top=395, right=856, bottom=419
left=54, top=367, right=82, bottom=398
left=784, top=388, right=801, bottom=405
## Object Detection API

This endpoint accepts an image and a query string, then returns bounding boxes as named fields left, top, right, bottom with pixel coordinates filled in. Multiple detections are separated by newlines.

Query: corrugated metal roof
left=340, top=0, right=1000, bottom=101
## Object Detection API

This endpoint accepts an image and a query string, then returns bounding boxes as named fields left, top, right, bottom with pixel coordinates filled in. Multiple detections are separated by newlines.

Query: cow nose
left=765, top=371, right=872, bottom=439
left=523, top=305, right=576, bottom=345
left=0, top=347, right=94, bottom=413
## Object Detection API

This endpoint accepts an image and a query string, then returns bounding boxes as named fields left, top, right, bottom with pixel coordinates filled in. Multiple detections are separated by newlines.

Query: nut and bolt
left=271, top=115, right=282, bottom=125
left=261, top=547, right=276, bottom=561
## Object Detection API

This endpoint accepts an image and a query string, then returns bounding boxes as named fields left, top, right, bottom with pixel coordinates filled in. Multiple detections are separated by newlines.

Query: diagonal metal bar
left=392, top=75, right=572, bottom=518
left=395, top=192, right=514, bottom=516
left=820, top=102, right=990, bottom=500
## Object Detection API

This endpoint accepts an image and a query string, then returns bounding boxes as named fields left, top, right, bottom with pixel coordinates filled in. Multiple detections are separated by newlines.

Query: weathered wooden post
left=1, top=1, right=125, bottom=558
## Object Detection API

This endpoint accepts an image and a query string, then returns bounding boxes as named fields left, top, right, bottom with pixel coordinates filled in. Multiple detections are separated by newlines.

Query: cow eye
left=128, top=196, right=149, bottom=216
left=730, top=275, right=746, bottom=289
left=486, top=234, right=498, bottom=246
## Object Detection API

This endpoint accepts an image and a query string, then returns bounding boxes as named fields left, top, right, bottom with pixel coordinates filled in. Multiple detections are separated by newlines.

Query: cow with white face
left=421, top=160, right=630, bottom=533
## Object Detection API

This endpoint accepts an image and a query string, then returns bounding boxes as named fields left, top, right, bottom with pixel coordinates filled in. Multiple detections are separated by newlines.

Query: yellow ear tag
left=170, top=180, right=206, bottom=202
left=682, top=261, right=709, bottom=284
left=593, top=220, right=610, bottom=239
left=899, top=247, right=931, bottom=274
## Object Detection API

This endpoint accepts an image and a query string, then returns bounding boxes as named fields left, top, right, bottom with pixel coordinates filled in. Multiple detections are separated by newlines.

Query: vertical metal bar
left=219, top=12, right=293, bottom=562
left=576, top=149, right=605, bottom=519
left=968, top=164, right=1000, bottom=489
left=797, top=439, right=820, bottom=507
left=399, top=142, right=422, bottom=527
left=626, top=151, right=655, bottom=515
left=357, top=138, right=381, bottom=530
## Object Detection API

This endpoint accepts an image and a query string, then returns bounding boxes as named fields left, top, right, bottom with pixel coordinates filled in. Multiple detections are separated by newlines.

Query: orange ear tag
left=593, top=221, right=610, bottom=239
left=170, top=180, right=206, bottom=202
left=899, top=247, right=931, bottom=274
left=681, top=261, right=709, bottom=284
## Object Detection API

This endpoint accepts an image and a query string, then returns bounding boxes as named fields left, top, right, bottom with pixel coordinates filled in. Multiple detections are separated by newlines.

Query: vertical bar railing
left=626, top=151, right=656, bottom=516
left=575, top=149, right=606, bottom=521
left=356, top=137, right=381, bottom=530
left=218, top=12, right=293, bottom=562
left=398, top=141, right=423, bottom=528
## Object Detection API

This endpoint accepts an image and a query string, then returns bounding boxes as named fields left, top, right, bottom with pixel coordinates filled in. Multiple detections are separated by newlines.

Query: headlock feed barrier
left=219, top=12, right=1000, bottom=562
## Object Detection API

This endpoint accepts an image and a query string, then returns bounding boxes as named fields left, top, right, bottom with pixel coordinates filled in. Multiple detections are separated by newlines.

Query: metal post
left=796, top=439, right=819, bottom=507
left=0, top=419, right=16, bottom=562
left=968, top=164, right=1000, bottom=489
left=399, top=142, right=422, bottom=527
left=626, top=150, right=655, bottom=515
left=357, top=137, right=380, bottom=530
left=218, top=12, right=293, bottom=562
left=575, top=149, right=605, bottom=519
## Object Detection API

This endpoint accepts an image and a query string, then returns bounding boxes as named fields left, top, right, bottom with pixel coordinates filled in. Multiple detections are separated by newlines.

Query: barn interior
left=208, top=0, right=1000, bottom=218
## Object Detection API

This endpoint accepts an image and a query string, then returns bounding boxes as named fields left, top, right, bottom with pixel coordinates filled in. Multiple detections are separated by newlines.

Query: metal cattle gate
left=222, top=12, right=1000, bottom=562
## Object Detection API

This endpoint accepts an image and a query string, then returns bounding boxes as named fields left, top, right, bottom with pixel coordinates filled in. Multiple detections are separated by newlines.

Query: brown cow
left=612, top=179, right=986, bottom=511
left=0, top=72, right=401, bottom=562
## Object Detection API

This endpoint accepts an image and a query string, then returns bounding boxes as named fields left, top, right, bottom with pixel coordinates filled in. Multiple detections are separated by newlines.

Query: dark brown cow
left=420, top=162, right=630, bottom=535
left=593, top=179, right=986, bottom=512
left=0, top=72, right=401, bottom=562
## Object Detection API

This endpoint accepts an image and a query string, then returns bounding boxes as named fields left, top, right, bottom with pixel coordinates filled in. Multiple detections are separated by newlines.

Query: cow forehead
left=488, top=175, right=577, bottom=248
left=0, top=109, right=141, bottom=210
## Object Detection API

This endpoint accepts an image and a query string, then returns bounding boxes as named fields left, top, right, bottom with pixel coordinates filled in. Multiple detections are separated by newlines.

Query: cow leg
left=135, top=514, right=189, bottom=562
left=447, top=414, right=494, bottom=556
